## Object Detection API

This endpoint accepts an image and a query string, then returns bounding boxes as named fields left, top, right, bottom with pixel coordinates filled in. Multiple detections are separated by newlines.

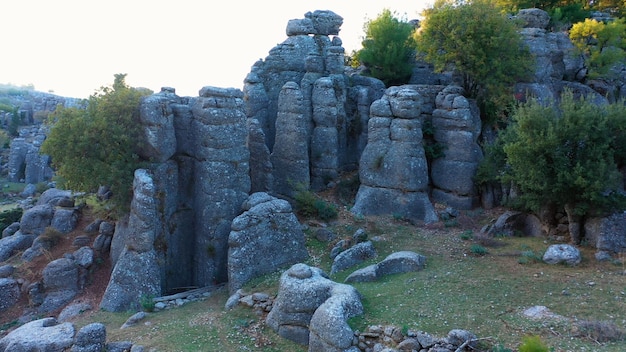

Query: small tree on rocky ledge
left=41, top=74, right=152, bottom=215
left=353, top=9, right=417, bottom=86
left=415, top=0, right=533, bottom=122
left=498, top=91, right=626, bottom=243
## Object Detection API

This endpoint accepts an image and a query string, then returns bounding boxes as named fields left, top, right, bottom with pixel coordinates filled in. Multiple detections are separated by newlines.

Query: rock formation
left=430, top=86, right=483, bottom=209
left=244, top=10, right=385, bottom=197
left=266, top=263, right=363, bottom=351
left=101, top=87, right=250, bottom=311
left=351, top=86, right=438, bottom=223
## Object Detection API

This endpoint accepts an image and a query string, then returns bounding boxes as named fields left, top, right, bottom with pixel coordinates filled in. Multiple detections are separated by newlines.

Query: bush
left=470, top=244, right=488, bottom=256
left=39, top=227, right=64, bottom=247
left=354, top=9, right=416, bottom=86
left=294, top=185, right=338, bottom=221
left=41, top=74, right=152, bottom=216
left=519, top=335, right=549, bottom=352
left=139, top=294, right=156, bottom=312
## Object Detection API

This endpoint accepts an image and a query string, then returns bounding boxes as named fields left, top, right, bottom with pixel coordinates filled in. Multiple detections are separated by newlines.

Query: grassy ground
left=65, top=208, right=626, bottom=352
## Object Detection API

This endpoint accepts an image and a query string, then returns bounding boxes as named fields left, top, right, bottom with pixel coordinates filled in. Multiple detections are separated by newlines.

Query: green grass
left=34, top=213, right=626, bottom=351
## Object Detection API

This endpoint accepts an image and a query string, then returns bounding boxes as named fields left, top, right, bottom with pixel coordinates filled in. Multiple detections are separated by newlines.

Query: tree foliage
left=354, top=9, right=417, bottom=86
left=41, top=74, right=152, bottom=214
left=415, top=0, right=533, bottom=120
left=497, top=91, right=626, bottom=216
left=569, top=17, right=626, bottom=79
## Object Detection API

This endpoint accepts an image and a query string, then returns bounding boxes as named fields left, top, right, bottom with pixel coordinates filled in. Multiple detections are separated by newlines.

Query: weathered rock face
left=244, top=10, right=385, bottom=197
left=270, top=82, right=310, bottom=198
left=431, top=86, right=483, bottom=209
left=228, top=192, right=308, bottom=293
left=266, top=263, right=363, bottom=351
left=584, top=212, right=626, bottom=253
left=99, top=169, right=161, bottom=311
left=137, top=88, right=177, bottom=162
left=103, top=86, right=251, bottom=310
left=352, top=86, right=438, bottom=223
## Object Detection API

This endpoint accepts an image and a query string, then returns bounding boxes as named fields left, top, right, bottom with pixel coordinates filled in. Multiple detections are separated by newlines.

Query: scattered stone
left=121, top=311, right=147, bottom=329
left=330, top=241, right=377, bottom=274
left=523, top=305, right=567, bottom=321
left=58, top=301, right=93, bottom=322
left=346, top=251, right=426, bottom=283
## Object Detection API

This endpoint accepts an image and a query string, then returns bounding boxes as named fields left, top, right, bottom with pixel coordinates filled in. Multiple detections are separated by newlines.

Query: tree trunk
left=564, top=203, right=582, bottom=245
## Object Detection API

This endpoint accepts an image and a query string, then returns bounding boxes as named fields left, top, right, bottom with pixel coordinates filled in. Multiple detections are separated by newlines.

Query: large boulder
left=71, top=322, right=107, bottom=352
left=266, top=263, right=363, bottom=351
left=37, top=188, right=74, bottom=207
left=19, top=204, right=54, bottom=236
left=330, top=241, right=377, bottom=275
left=0, top=317, right=75, bottom=352
left=51, top=208, right=80, bottom=234
left=543, top=244, right=581, bottom=265
left=228, top=192, right=308, bottom=293
left=40, top=257, right=79, bottom=313
left=0, top=232, right=36, bottom=262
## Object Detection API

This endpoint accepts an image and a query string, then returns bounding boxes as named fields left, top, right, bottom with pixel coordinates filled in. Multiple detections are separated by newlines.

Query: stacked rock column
left=352, top=86, right=438, bottom=223
left=430, top=86, right=483, bottom=209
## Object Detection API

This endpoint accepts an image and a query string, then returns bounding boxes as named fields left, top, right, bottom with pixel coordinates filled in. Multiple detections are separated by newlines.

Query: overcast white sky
left=1, top=0, right=431, bottom=98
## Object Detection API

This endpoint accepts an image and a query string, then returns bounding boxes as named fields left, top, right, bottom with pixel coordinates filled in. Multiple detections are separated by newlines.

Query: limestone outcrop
left=101, top=86, right=250, bottom=311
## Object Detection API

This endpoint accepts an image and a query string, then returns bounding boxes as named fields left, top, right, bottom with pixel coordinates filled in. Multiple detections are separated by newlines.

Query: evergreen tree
left=41, top=74, right=152, bottom=214
left=354, top=9, right=417, bottom=86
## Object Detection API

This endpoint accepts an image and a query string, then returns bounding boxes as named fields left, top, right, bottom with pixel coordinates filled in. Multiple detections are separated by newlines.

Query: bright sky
left=1, top=0, right=431, bottom=98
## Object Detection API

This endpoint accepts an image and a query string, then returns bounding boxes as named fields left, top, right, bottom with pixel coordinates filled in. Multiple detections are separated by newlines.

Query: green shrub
left=519, top=335, right=549, bottom=352
left=470, top=244, right=488, bottom=256
left=459, top=230, right=474, bottom=240
left=354, top=9, right=416, bottom=86
left=294, top=186, right=338, bottom=221
left=0, top=207, right=23, bottom=232
left=139, top=294, right=156, bottom=312
left=500, top=91, right=626, bottom=217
